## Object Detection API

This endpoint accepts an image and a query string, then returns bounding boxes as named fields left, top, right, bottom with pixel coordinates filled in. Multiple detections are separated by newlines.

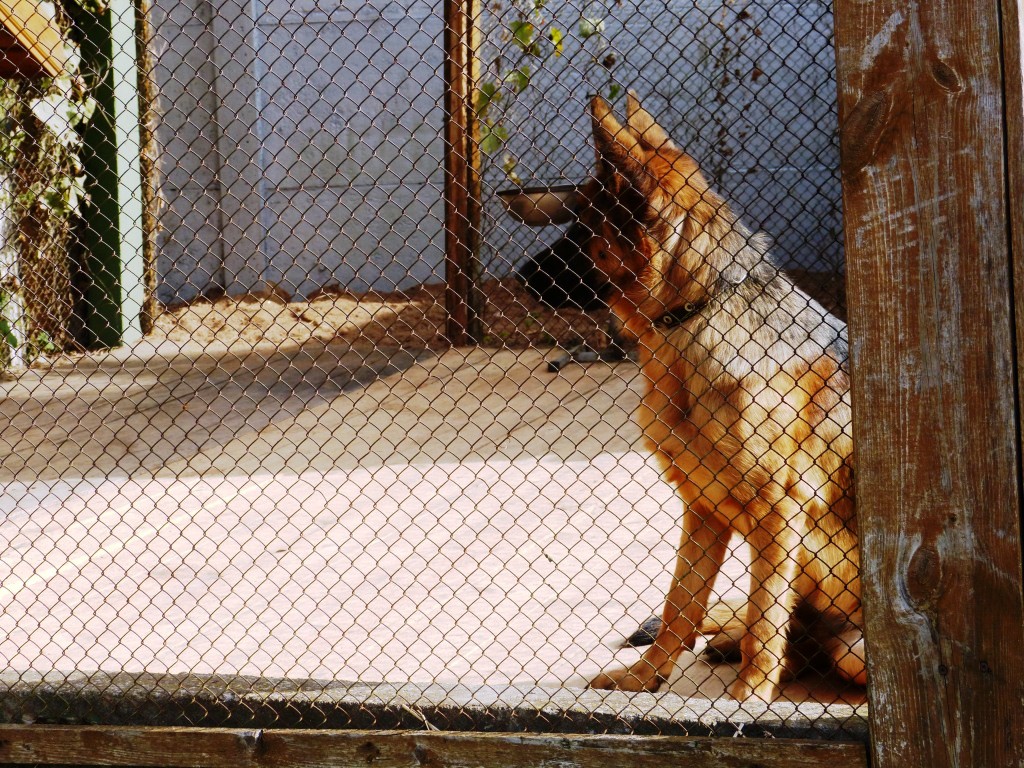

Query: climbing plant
left=476, top=0, right=622, bottom=183
left=0, top=0, right=98, bottom=372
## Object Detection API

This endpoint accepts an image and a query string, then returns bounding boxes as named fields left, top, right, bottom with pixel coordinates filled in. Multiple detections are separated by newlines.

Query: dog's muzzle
left=515, top=225, right=607, bottom=311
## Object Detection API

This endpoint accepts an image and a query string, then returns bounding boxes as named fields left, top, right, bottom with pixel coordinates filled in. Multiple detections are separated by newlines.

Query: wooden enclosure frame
left=442, top=0, right=483, bottom=345
left=835, top=0, right=1024, bottom=765
left=0, top=0, right=1020, bottom=765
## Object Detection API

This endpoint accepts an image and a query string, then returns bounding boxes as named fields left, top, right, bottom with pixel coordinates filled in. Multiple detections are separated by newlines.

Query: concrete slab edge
left=0, top=670, right=868, bottom=742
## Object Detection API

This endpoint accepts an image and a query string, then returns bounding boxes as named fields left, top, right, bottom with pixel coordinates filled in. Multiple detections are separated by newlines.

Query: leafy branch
left=476, top=0, right=622, bottom=180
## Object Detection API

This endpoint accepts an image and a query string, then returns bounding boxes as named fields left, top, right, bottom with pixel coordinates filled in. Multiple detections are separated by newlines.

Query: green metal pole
left=73, top=0, right=145, bottom=348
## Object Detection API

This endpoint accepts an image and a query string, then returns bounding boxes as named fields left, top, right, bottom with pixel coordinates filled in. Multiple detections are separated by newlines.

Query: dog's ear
left=625, top=91, right=676, bottom=153
left=590, top=95, right=649, bottom=183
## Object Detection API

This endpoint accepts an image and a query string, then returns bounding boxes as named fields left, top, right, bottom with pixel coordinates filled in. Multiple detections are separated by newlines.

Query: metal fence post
left=443, top=0, right=483, bottom=346
left=71, top=0, right=145, bottom=348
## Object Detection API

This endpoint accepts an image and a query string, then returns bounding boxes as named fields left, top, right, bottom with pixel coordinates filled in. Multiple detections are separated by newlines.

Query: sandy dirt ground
left=1, top=324, right=865, bottom=717
left=151, top=279, right=614, bottom=353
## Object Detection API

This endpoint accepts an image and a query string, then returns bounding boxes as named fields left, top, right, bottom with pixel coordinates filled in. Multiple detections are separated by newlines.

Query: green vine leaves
left=0, top=0, right=100, bottom=221
left=0, top=0, right=102, bottom=369
left=475, top=0, right=622, bottom=182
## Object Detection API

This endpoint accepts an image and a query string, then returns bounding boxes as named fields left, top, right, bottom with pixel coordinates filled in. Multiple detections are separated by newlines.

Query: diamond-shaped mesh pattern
left=0, top=0, right=866, bottom=742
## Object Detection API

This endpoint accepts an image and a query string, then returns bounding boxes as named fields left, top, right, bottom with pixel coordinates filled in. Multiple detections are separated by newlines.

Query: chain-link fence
left=0, top=0, right=867, bottom=748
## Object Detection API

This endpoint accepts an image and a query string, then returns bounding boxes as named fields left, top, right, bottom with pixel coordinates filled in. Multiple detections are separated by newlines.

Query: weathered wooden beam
left=834, top=1, right=1024, bottom=766
left=1006, top=0, right=1024, bottom=468
left=0, top=0, right=67, bottom=80
left=442, top=0, right=483, bottom=346
left=0, top=725, right=869, bottom=768
left=133, top=0, right=159, bottom=335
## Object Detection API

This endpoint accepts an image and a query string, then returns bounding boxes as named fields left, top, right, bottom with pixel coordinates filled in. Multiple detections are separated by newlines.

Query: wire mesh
left=0, top=0, right=866, bottom=742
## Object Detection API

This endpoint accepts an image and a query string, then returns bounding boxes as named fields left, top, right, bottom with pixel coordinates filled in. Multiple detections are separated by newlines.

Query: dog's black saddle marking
left=620, top=616, right=663, bottom=648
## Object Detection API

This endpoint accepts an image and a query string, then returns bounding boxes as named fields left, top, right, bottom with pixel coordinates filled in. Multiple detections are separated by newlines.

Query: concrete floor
left=0, top=338, right=864, bottom=708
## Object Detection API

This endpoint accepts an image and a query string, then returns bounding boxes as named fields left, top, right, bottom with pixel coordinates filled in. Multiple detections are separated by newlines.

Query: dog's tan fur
left=583, top=95, right=865, bottom=702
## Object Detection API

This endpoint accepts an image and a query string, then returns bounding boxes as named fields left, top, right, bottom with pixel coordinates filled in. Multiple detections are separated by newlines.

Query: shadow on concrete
left=0, top=338, right=433, bottom=483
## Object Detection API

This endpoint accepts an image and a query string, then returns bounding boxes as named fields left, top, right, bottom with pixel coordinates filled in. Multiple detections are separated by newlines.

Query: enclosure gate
left=0, top=0, right=1021, bottom=765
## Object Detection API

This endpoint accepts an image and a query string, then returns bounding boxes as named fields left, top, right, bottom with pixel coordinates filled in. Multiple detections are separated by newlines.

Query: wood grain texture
left=1006, top=0, right=1024, bottom=475
left=0, top=725, right=869, bottom=768
left=465, top=0, right=485, bottom=343
left=834, top=1, right=1024, bottom=767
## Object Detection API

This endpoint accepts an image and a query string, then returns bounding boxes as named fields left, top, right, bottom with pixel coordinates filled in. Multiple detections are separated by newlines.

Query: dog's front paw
left=728, top=676, right=779, bottom=703
left=589, top=663, right=666, bottom=692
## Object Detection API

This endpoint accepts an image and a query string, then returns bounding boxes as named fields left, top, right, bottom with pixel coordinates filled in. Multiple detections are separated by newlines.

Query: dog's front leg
left=728, top=510, right=802, bottom=702
left=590, top=508, right=729, bottom=692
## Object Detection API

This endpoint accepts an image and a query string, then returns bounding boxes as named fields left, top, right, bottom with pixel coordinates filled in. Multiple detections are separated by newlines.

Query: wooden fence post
left=443, top=0, right=483, bottom=346
left=834, top=1, right=1024, bottom=766
left=1006, top=0, right=1024, bottom=417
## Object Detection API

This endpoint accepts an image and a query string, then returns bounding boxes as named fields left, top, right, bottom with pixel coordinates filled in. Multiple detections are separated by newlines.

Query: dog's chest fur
left=626, top=266, right=854, bottom=525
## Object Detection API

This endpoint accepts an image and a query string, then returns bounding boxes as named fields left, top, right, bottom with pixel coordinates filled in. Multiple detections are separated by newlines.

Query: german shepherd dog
left=561, top=95, right=866, bottom=702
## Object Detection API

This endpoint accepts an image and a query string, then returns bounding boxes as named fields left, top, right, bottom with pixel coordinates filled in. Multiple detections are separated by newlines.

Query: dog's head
left=515, top=94, right=733, bottom=320
left=515, top=222, right=606, bottom=311
left=576, top=94, right=729, bottom=321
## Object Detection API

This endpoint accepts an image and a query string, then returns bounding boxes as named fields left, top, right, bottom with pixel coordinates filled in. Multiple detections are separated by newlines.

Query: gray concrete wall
left=149, top=0, right=224, bottom=304
left=149, top=0, right=840, bottom=304
left=150, top=0, right=446, bottom=303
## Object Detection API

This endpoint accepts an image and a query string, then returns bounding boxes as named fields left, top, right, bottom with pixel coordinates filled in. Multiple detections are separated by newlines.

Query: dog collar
left=652, top=299, right=709, bottom=330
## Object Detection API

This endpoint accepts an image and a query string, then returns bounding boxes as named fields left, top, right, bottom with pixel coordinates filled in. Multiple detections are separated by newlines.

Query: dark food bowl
left=496, top=184, right=583, bottom=227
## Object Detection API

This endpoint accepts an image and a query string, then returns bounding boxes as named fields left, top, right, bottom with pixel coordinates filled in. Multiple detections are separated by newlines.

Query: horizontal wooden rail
left=0, top=725, right=869, bottom=768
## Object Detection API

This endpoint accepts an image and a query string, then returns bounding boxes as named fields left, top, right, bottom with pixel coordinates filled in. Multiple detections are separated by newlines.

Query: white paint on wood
left=860, top=10, right=906, bottom=69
